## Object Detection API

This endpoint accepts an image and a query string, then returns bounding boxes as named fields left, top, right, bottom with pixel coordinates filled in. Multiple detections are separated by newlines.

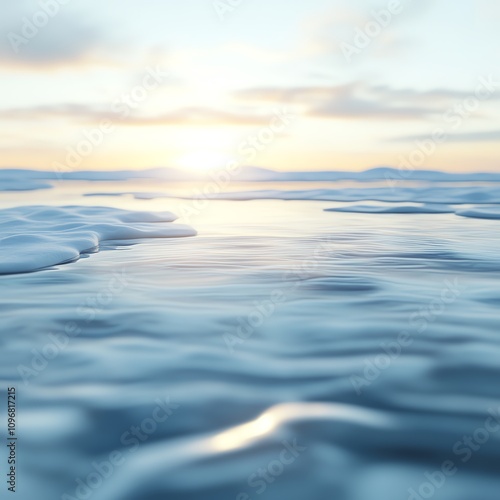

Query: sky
left=0, top=0, right=499, bottom=172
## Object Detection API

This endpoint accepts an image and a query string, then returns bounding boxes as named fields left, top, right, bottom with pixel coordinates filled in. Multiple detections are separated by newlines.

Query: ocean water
left=1, top=176, right=500, bottom=500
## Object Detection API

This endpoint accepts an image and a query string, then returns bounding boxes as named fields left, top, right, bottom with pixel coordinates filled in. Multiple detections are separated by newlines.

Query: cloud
left=0, top=0, right=109, bottom=69
left=392, top=130, right=500, bottom=143
left=120, top=109, right=271, bottom=127
left=233, top=83, right=484, bottom=121
left=0, top=103, right=273, bottom=127
left=0, top=104, right=106, bottom=121
left=116, top=108, right=272, bottom=127
left=303, top=0, right=433, bottom=61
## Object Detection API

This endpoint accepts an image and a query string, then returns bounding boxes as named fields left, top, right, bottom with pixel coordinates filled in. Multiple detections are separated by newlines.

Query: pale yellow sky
left=1, top=0, right=499, bottom=173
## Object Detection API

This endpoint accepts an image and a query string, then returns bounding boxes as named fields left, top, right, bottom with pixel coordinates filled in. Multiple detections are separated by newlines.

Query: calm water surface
left=1, top=183, right=500, bottom=500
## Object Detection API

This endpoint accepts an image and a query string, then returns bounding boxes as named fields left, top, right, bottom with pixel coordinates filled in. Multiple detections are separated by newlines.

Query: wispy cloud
left=392, top=129, right=500, bottom=143
left=0, top=1, right=111, bottom=69
left=0, top=103, right=273, bottom=127
left=233, top=83, right=488, bottom=121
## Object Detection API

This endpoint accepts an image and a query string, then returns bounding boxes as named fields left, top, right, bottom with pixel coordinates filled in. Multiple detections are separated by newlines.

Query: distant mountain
left=2, top=166, right=500, bottom=185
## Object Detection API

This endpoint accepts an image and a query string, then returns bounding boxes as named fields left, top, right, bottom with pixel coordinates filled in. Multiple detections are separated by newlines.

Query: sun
left=176, top=151, right=229, bottom=172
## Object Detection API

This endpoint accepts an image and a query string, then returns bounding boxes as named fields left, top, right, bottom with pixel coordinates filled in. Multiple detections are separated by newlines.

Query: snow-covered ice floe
left=0, top=206, right=196, bottom=275
left=456, top=206, right=500, bottom=220
left=324, top=204, right=455, bottom=214
left=107, top=185, right=500, bottom=205
left=323, top=203, right=500, bottom=219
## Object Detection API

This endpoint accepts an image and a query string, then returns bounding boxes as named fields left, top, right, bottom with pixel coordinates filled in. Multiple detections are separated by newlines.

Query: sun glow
left=176, top=150, right=230, bottom=172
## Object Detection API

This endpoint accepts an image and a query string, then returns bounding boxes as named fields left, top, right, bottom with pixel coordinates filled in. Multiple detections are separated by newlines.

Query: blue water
left=1, top=182, right=500, bottom=500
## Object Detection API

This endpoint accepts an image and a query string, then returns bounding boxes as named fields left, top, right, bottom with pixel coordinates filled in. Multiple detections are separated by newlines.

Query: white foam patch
left=0, top=206, right=196, bottom=275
